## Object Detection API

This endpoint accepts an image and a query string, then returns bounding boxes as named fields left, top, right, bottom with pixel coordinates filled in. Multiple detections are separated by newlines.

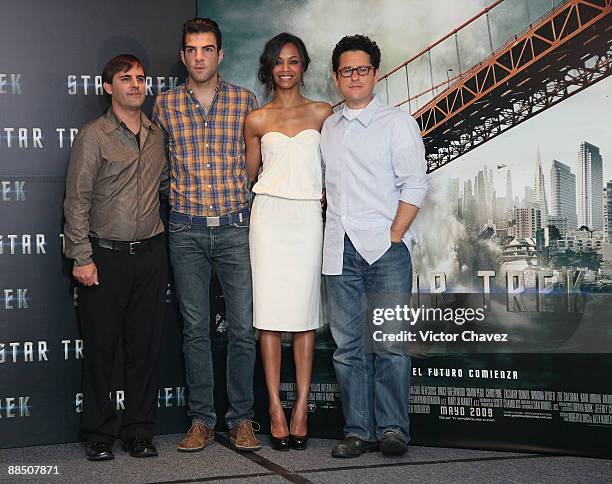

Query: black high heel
left=270, top=434, right=290, bottom=451
left=289, top=434, right=308, bottom=450
left=269, top=407, right=290, bottom=451
left=289, top=403, right=309, bottom=450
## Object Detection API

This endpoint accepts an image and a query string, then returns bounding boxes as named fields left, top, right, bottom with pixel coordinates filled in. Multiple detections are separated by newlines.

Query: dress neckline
left=261, top=128, right=320, bottom=141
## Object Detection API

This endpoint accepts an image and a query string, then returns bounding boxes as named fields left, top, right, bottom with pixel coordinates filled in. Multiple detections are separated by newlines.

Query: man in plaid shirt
left=153, top=17, right=260, bottom=452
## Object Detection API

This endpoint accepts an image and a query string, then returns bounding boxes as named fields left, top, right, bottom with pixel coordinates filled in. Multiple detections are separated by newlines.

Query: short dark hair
left=331, top=35, right=381, bottom=72
left=102, top=54, right=144, bottom=85
left=258, top=33, right=310, bottom=98
left=182, top=17, right=222, bottom=51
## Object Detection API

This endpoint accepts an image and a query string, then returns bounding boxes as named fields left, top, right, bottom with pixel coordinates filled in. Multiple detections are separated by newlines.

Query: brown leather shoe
left=177, top=421, right=215, bottom=452
left=229, top=420, right=261, bottom=451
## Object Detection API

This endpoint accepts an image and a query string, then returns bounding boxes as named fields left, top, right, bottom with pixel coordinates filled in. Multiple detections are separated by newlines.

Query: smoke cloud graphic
left=411, top=177, right=501, bottom=292
left=219, top=0, right=560, bottom=112
left=285, top=0, right=488, bottom=105
left=220, top=0, right=490, bottom=105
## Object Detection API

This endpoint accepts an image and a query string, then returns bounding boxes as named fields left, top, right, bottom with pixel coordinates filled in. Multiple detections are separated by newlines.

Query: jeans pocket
left=168, top=221, right=190, bottom=233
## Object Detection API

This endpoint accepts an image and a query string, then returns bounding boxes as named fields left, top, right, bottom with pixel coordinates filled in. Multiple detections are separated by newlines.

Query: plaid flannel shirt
left=152, top=78, right=257, bottom=216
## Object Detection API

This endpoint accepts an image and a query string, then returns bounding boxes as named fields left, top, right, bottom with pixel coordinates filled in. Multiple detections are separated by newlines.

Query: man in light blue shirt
left=320, top=35, right=428, bottom=458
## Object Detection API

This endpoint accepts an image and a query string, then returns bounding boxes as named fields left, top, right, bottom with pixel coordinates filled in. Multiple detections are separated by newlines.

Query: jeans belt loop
left=188, top=214, right=193, bottom=228
left=239, top=212, right=243, bottom=223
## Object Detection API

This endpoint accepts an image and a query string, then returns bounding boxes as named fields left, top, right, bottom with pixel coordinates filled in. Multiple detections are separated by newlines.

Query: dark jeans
left=79, top=239, right=168, bottom=443
left=325, top=235, right=412, bottom=443
left=169, top=216, right=256, bottom=429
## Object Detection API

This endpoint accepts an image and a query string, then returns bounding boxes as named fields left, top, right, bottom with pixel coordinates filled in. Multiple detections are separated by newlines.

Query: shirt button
left=206, top=143, right=209, bottom=147
left=209, top=205, right=213, bottom=209
left=196, top=104, right=200, bottom=108
left=208, top=184, right=212, bottom=188
left=205, top=122, right=208, bottom=127
left=206, top=164, right=210, bottom=168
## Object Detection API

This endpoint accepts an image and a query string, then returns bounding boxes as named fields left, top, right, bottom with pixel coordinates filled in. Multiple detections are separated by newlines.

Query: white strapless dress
left=250, top=129, right=323, bottom=331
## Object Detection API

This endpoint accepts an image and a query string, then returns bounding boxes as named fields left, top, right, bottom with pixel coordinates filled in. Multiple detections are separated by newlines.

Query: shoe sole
left=380, top=439, right=408, bottom=456
left=230, top=439, right=261, bottom=451
left=331, top=444, right=380, bottom=458
left=122, top=447, right=159, bottom=458
left=86, top=454, right=114, bottom=462
left=177, top=438, right=215, bottom=453
left=271, top=446, right=290, bottom=452
left=128, top=451, right=158, bottom=458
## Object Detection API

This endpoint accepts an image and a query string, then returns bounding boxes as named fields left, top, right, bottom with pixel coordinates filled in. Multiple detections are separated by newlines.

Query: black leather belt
left=169, top=207, right=249, bottom=228
left=91, top=233, right=164, bottom=254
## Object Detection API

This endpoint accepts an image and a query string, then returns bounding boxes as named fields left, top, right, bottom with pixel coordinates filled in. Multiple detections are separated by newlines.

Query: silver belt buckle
left=206, top=216, right=220, bottom=227
left=129, top=241, right=142, bottom=254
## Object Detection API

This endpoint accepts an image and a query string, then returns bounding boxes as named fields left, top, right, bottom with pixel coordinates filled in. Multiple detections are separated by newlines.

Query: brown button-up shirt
left=63, top=109, right=168, bottom=266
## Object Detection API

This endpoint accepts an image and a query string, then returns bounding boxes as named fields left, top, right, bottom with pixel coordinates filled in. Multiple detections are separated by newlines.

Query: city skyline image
left=437, top=78, right=610, bottom=205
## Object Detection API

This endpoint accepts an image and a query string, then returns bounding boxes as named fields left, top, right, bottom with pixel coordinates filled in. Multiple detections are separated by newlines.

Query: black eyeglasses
left=337, top=65, right=375, bottom=78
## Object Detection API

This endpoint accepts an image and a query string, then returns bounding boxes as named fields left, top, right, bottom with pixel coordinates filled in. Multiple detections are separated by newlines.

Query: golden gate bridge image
left=337, top=0, right=611, bottom=173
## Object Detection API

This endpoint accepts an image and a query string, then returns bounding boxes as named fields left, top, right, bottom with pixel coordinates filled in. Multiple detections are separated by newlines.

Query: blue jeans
left=326, top=235, right=412, bottom=443
left=169, top=216, right=256, bottom=429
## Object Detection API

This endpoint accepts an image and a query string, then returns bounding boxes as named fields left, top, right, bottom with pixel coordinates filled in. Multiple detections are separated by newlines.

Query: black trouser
left=78, top=238, right=168, bottom=443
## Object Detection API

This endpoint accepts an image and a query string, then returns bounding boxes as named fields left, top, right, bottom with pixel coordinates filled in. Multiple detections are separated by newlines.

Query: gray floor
left=0, top=434, right=610, bottom=483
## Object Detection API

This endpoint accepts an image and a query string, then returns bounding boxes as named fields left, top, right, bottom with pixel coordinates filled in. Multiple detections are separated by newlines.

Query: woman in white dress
left=244, top=33, right=332, bottom=451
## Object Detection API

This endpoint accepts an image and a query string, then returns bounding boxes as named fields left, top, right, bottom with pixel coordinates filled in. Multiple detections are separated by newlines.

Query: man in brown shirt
left=64, top=54, right=168, bottom=461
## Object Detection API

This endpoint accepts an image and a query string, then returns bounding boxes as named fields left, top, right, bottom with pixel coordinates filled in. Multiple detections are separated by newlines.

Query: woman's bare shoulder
left=245, top=106, right=273, bottom=131
left=304, top=100, right=334, bottom=122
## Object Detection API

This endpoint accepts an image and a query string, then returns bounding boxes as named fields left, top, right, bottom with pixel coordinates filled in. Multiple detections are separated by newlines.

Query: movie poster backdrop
left=201, top=0, right=612, bottom=458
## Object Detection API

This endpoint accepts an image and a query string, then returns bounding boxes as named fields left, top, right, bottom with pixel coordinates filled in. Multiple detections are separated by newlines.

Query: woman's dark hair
left=258, top=33, right=310, bottom=97
left=331, top=34, right=381, bottom=72
left=102, top=54, right=144, bottom=85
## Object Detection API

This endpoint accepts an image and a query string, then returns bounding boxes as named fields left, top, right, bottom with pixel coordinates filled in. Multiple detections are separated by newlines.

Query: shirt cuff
left=400, top=188, right=427, bottom=208
left=66, top=242, right=94, bottom=267
left=73, top=256, right=94, bottom=267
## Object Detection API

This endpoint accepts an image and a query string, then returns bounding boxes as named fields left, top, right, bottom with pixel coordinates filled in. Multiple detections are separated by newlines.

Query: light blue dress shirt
left=320, top=95, right=428, bottom=275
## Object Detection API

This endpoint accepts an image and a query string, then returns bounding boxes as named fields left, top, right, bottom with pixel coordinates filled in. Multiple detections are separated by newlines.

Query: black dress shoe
left=331, top=436, right=379, bottom=458
left=270, top=434, right=290, bottom=451
left=380, top=431, right=409, bottom=456
left=122, top=436, right=158, bottom=458
left=289, top=434, right=308, bottom=450
left=86, top=442, right=114, bottom=461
